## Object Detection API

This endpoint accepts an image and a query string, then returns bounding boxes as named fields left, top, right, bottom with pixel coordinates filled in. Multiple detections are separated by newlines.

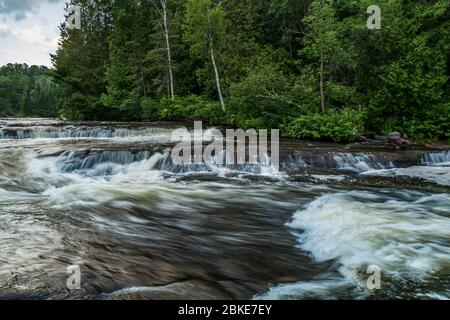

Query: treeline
left=51, top=0, right=450, bottom=141
left=0, top=64, right=61, bottom=118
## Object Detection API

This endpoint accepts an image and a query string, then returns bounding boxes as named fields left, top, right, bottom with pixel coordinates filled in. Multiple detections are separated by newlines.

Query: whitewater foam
left=363, top=166, right=450, bottom=186
left=422, top=150, right=450, bottom=166
left=256, top=191, right=450, bottom=299
left=333, top=152, right=394, bottom=172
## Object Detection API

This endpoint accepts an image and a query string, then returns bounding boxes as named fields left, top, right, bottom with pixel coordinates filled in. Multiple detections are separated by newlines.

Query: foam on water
left=0, top=126, right=177, bottom=140
left=422, top=150, right=450, bottom=166
left=255, top=278, right=367, bottom=300
left=0, top=147, right=286, bottom=208
left=333, top=152, right=394, bottom=172
left=2, top=120, right=450, bottom=299
left=256, top=191, right=450, bottom=299
left=363, top=166, right=450, bottom=186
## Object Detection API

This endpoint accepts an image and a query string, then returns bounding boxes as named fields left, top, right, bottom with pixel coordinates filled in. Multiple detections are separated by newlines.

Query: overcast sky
left=0, top=0, right=67, bottom=67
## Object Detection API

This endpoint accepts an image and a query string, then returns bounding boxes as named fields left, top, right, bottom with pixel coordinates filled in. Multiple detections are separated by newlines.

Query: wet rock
left=388, top=132, right=402, bottom=141
left=374, top=134, right=388, bottom=141
left=289, top=173, right=450, bottom=193
left=375, top=132, right=411, bottom=149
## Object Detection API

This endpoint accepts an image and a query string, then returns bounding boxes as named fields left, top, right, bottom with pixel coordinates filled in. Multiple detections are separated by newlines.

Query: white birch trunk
left=209, top=37, right=225, bottom=112
left=161, top=0, right=174, bottom=100
left=320, top=52, right=325, bottom=114
left=152, top=0, right=174, bottom=100
left=319, top=0, right=325, bottom=114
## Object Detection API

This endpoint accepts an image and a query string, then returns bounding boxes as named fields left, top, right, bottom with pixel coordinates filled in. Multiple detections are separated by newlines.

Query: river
left=0, top=119, right=449, bottom=300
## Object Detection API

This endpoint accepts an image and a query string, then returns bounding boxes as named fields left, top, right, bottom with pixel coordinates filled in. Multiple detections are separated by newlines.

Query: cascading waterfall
left=422, top=150, right=450, bottom=165
left=58, top=150, right=157, bottom=173
left=55, top=148, right=283, bottom=176
left=0, top=119, right=449, bottom=300
left=0, top=126, right=177, bottom=140
left=332, top=152, right=394, bottom=172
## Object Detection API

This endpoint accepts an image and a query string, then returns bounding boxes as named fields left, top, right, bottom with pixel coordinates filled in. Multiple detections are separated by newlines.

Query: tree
left=184, top=0, right=228, bottom=112
left=339, top=0, right=450, bottom=137
left=101, top=0, right=156, bottom=118
left=0, top=64, right=60, bottom=117
left=52, top=0, right=113, bottom=120
left=150, top=0, right=175, bottom=99
left=268, top=0, right=312, bottom=57
left=301, top=0, right=354, bottom=114
left=45, top=0, right=449, bottom=141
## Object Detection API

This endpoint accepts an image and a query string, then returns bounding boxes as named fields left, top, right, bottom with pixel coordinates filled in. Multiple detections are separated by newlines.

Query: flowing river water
left=0, top=119, right=449, bottom=300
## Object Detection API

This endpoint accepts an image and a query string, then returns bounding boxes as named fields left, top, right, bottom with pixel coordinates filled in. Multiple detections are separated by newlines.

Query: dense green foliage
left=0, top=64, right=61, bottom=117
left=283, top=108, right=366, bottom=142
left=2, top=0, right=449, bottom=142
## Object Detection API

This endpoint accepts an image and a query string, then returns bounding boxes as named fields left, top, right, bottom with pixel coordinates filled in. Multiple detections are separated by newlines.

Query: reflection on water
left=0, top=119, right=449, bottom=300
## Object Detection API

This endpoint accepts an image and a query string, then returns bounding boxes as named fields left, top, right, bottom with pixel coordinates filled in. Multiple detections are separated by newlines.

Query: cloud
left=0, top=0, right=63, bottom=20
left=0, top=22, right=12, bottom=36
left=14, top=12, right=27, bottom=21
left=0, top=0, right=65, bottom=66
left=0, top=23, right=57, bottom=51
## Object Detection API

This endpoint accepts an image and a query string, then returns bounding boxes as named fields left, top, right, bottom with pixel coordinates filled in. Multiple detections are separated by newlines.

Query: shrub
left=376, top=103, right=450, bottom=142
left=141, top=95, right=226, bottom=125
left=283, top=108, right=365, bottom=142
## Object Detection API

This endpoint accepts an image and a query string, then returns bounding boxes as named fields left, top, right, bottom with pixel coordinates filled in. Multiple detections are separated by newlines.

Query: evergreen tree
left=40, top=0, right=449, bottom=141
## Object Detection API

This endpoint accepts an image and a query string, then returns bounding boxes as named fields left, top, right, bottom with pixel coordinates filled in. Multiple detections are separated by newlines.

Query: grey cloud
left=0, top=0, right=64, bottom=19
left=14, top=12, right=27, bottom=21
left=0, top=24, right=11, bottom=37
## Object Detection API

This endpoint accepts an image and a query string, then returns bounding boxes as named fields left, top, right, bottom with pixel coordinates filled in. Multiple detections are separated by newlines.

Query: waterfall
left=58, top=150, right=158, bottom=173
left=55, top=148, right=284, bottom=177
left=422, top=151, right=450, bottom=165
left=0, top=126, right=177, bottom=140
left=332, top=152, right=394, bottom=172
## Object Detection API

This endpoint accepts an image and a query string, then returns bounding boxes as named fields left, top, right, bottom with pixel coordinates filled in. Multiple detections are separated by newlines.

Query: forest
left=1, top=0, right=449, bottom=142
left=0, top=64, right=60, bottom=118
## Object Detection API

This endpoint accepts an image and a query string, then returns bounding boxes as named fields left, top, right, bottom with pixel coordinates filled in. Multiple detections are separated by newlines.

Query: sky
left=0, top=0, right=67, bottom=67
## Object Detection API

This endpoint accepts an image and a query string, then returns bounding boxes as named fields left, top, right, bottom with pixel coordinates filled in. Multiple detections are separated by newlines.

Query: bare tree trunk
left=151, top=0, right=174, bottom=100
left=320, top=52, right=325, bottom=114
left=319, top=0, right=325, bottom=114
left=141, top=65, right=147, bottom=98
left=162, top=0, right=174, bottom=100
left=209, top=37, right=225, bottom=112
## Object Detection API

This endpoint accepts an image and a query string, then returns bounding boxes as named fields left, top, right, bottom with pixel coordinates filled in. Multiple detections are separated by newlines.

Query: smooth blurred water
left=0, top=119, right=449, bottom=300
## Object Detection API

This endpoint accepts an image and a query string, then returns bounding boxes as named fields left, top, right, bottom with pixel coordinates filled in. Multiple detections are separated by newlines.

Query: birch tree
left=150, top=0, right=175, bottom=100
left=302, top=0, right=344, bottom=114
left=184, top=0, right=227, bottom=112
